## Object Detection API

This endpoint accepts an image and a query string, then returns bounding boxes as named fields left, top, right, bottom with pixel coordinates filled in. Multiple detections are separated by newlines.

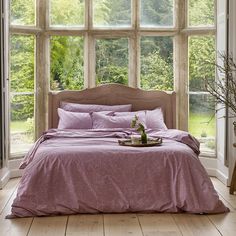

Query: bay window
left=9, top=0, right=216, bottom=158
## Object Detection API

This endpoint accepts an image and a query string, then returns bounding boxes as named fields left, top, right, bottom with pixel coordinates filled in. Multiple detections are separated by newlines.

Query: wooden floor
left=0, top=178, right=236, bottom=236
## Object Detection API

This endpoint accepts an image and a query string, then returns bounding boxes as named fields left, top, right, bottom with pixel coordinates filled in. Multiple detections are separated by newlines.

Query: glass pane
left=10, top=0, right=36, bottom=25
left=189, top=36, right=215, bottom=91
left=10, top=94, right=35, bottom=155
left=50, top=0, right=85, bottom=26
left=188, top=0, right=215, bottom=26
left=189, top=94, right=215, bottom=154
left=140, top=36, right=173, bottom=90
left=50, top=36, right=84, bottom=90
left=140, top=0, right=174, bottom=27
left=93, top=0, right=131, bottom=27
left=10, top=35, right=35, bottom=93
left=96, top=38, right=128, bottom=85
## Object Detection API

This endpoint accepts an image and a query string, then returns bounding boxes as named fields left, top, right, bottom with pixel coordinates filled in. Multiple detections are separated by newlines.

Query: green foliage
left=141, top=50, right=173, bottom=90
left=11, top=95, right=34, bottom=121
left=206, top=140, right=216, bottom=150
left=50, top=0, right=84, bottom=26
left=10, top=35, right=34, bottom=92
left=10, top=0, right=216, bottom=130
left=11, top=0, right=35, bottom=25
left=10, top=35, right=34, bottom=121
left=96, top=38, right=128, bottom=85
left=140, top=36, right=173, bottom=91
left=131, top=115, right=147, bottom=144
left=50, top=36, right=84, bottom=90
left=26, top=118, right=34, bottom=134
left=189, top=36, right=215, bottom=91
left=189, top=0, right=215, bottom=26
left=141, top=0, right=173, bottom=26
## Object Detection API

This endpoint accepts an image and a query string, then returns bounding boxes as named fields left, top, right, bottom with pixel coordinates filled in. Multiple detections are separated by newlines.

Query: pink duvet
left=7, top=129, right=229, bottom=218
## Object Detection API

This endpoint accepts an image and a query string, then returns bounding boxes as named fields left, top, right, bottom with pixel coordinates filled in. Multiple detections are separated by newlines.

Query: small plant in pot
left=131, top=115, right=147, bottom=144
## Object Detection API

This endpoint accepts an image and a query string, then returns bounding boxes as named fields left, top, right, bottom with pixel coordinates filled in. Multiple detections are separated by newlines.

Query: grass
left=10, top=120, right=28, bottom=132
left=189, top=112, right=215, bottom=137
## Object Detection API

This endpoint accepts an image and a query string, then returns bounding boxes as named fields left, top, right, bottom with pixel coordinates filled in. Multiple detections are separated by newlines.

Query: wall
left=227, top=0, right=236, bottom=185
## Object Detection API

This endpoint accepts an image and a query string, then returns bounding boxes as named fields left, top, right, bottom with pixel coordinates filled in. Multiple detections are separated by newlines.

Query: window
left=9, top=0, right=216, bottom=157
left=93, top=0, right=131, bottom=27
left=10, top=0, right=36, bottom=26
left=50, top=36, right=84, bottom=90
left=140, top=36, right=173, bottom=90
left=188, top=0, right=215, bottom=27
left=140, top=0, right=174, bottom=27
left=96, top=38, right=129, bottom=85
left=50, top=0, right=85, bottom=27
left=10, top=35, right=35, bottom=155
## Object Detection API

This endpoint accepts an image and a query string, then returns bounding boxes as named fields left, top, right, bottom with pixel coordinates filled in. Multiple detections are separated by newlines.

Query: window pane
left=189, top=36, right=215, bottom=91
left=189, top=35, right=216, bottom=155
left=140, top=0, right=174, bottom=27
left=50, top=0, right=85, bottom=26
left=10, top=35, right=35, bottom=92
left=50, top=36, right=84, bottom=90
left=96, top=38, right=128, bottom=85
left=188, top=0, right=215, bottom=26
left=93, top=0, right=131, bottom=27
left=10, top=0, right=35, bottom=25
left=189, top=94, right=215, bottom=154
left=140, top=36, right=173, bottom=90
left=10, top=94, right=35, bottom=155
left=10, top=35, right=35, bottom=155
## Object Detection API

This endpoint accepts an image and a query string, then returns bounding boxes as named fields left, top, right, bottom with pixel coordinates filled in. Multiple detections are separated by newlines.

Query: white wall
left=227, top=0, right=236, bottom=185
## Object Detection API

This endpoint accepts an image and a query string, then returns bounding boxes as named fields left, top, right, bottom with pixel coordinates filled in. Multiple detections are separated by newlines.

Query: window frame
left=8, top=0, right=216, bottom=158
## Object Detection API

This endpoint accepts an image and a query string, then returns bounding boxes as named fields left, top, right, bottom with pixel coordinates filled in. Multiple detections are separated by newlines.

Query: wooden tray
left=118, top=138, right=162, bottom=147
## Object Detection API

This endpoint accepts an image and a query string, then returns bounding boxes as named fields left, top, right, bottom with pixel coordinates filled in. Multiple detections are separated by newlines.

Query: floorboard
left=0, top=183, right=33, bottom=236
left=208, top=212, right=236, bottom=236
left=66, top=214, right=104, bottom=236
left=138, top=213, right=182, bottom=236
left=28, top=216, right=68, bottom=236
left=104, top=214, right=143, bottom=236
left=0, top=178, right=19, bottom=215
left=173, top=214, right=221, bottom=236
left=0, top=177, right=235, bottom=236
left=211, top=178, right=236, bottom=209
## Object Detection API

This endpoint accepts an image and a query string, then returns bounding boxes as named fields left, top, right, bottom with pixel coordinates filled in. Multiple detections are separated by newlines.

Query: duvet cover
left=7, top=128, right=229, bottom=218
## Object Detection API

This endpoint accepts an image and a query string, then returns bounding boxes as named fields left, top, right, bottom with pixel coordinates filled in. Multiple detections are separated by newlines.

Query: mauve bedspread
left=8, top=129, right=229, bottom=218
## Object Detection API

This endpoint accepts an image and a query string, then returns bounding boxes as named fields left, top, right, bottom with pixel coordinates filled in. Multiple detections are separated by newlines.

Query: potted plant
left=131, top=115, right=147, bottom=144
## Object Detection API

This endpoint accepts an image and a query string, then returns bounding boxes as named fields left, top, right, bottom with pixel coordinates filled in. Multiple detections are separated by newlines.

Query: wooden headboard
left=48, top=84, right=176, bottom=129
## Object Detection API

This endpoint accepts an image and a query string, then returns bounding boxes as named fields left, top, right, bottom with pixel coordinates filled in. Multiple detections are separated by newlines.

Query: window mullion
left=175, top=0, right=189, bottom=131
left=35, top=0, right=48, bottom=138
left=87, top=34, right=96, bottom=88
left=129, top=35, right=139, bottom=88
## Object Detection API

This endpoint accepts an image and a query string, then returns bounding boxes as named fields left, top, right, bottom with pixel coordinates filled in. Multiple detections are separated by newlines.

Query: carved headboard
left=48, top=84, right=176, bottom=129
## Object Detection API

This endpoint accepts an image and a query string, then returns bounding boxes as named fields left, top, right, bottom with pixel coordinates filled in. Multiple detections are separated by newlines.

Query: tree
left=10, top=0, right=215, bottom=121
left=50, top=36, right=84, bottom=90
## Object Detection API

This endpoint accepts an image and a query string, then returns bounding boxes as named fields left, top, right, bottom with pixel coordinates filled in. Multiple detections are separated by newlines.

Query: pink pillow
left=114, top=110, right=146, bottom=117
left=58, top=108, right=92, bottom=129
left=113, top=109, right=167, bottom=131
left=146, top=108, right=167, bottom=131
left=60, top=102, right=132, bottom=113
left=92, top=112, right=146, bottom=129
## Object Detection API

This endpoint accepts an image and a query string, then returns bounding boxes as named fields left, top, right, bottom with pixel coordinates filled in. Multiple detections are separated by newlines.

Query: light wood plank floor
left=0, top=177, right=235, bottom=236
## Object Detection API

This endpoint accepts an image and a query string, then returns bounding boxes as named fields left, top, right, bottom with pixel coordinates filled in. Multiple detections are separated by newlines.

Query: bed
left=7, top=84, right=229, bottom=218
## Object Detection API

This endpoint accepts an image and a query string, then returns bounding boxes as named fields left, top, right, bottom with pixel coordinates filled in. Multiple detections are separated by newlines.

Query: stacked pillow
left=58, top=103, right=132, bottom=129
left=57, top=102, right=167, bottom=131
